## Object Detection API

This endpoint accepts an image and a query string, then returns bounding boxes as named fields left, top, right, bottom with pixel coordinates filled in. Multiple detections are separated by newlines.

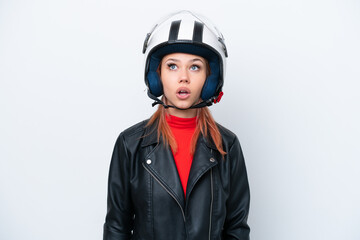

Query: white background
left=1, top=0, right=359, bottom=239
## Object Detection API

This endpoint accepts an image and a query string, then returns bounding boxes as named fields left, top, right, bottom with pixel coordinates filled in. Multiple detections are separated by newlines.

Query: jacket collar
left=141, top=120, right=159, bottom=147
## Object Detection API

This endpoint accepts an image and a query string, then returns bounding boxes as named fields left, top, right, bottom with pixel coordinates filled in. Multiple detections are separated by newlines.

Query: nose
left=178, top=68, right=190, bottom=84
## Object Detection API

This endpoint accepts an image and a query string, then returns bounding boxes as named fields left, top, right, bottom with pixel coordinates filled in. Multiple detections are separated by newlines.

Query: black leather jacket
left=103, top=119, right=250, bottom=240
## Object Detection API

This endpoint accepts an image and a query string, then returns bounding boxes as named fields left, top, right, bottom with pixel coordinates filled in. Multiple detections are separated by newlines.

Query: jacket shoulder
left=120, top=119, right=149, bottom=138
left=216, top=122, right=237, bottom=141
left=115, top=119, right=150, bottom=148
left=215, top=122, right=241, bottom=150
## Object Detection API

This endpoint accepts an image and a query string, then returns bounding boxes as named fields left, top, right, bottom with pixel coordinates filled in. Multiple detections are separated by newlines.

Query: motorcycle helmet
left=142, top=10, right=228, bottom=109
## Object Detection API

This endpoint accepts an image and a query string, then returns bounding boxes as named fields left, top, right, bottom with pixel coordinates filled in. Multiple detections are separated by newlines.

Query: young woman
left=103, top=10, right=250, bottom=240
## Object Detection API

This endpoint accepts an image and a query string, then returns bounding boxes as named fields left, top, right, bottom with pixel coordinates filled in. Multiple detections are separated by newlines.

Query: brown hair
left=146, top=100, right=226, bottom=157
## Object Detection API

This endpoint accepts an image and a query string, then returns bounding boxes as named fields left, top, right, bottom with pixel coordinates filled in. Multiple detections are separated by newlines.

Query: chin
left=165, top=96, right=199, bottom=109
left=174, top=103, right=192, bottom=109
left=175, top=100, right=198, bottom=109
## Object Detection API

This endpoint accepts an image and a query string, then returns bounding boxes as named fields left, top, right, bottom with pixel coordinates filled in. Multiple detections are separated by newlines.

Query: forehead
left=162, top=52, right=206, bottom=62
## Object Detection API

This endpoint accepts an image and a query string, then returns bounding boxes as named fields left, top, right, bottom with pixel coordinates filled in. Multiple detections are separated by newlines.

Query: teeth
left=178, top=89, right=189, bottom=95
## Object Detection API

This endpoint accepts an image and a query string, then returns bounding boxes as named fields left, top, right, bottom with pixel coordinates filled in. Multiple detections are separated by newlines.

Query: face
left=159, top=52, right=207, bottom=118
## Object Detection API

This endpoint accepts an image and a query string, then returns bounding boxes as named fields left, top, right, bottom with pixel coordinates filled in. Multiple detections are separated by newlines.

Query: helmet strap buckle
left=213, top=91, right=224, bottom=104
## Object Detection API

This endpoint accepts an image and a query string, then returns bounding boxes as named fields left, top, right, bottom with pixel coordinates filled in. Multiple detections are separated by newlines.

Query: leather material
left=103, top=119, right=250, bottom=240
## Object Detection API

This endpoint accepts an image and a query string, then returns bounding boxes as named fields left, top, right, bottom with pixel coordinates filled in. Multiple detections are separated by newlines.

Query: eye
left=167, top=63, right=177, bottom=70
left=190, top=65, right=200, bottom=71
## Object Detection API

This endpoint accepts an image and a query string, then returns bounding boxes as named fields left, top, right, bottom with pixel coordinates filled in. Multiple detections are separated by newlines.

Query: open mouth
left=178, top=90, right=189, bottom=95
left=176, top=87, right=191, bottom=99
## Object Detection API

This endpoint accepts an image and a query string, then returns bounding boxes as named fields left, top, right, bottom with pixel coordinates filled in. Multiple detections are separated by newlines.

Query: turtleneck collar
left=166, top=114, right=197, bottom=129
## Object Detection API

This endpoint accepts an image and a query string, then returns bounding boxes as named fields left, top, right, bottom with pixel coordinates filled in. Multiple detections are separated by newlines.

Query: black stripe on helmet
left=168, top=20, right=181, bottom=41
left=192, top=21, right=204, bottom=42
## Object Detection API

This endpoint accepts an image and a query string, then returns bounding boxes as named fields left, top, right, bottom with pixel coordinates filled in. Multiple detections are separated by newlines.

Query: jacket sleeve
left=103, top=133, right=134, bottom=240
left=223, top=136, right=251, bottom=240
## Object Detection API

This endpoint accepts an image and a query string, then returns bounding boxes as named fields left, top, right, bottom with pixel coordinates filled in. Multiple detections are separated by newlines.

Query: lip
left=176, top=87, right=191, bottom=100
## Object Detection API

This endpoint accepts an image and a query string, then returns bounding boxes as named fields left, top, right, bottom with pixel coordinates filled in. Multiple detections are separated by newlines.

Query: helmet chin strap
left=147, top=90, right=214, bottom=110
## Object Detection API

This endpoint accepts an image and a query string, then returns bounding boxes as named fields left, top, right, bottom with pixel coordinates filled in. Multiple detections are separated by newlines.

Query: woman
left=103, top=10, right=250, bottom=240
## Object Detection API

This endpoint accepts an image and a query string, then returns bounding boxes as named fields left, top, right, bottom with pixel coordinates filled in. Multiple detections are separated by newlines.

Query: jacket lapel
left=141, top=123, right=185, bottom=209
left=186, top=135, right=218, bottom=199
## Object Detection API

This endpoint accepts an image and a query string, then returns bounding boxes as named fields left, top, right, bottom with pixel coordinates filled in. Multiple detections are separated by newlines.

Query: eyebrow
left=164, top=58, right=179, bottom=62
left=164, top=58, right=205, bottom=64
left=191, top=58, right=205, bottom=64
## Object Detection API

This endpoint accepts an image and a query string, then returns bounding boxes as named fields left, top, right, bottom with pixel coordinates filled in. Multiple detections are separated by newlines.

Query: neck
left=166, top=107, right=197, bottom=118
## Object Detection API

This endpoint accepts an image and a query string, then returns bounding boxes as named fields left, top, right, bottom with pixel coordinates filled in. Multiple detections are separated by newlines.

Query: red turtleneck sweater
left=166, top=114, right=197, bottom=197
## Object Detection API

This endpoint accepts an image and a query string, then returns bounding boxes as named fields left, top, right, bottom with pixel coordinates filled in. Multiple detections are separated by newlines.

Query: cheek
left=160, top=71, right=169, bottom=86
left=160, top=68, right=175, bottom=82
left=195, top=75, right=206, bottom=92
left=160, top=73, right=175, bottom=93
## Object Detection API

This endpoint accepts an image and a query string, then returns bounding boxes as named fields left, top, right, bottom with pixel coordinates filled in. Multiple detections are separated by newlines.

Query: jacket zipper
left=142, top=163, right=186, bottom=223
left=209, top=168, right=213, bottom=240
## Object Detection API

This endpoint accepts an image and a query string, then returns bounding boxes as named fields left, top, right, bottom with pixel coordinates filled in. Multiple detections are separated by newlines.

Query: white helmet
left=143, top=10, right=228, bottom=109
